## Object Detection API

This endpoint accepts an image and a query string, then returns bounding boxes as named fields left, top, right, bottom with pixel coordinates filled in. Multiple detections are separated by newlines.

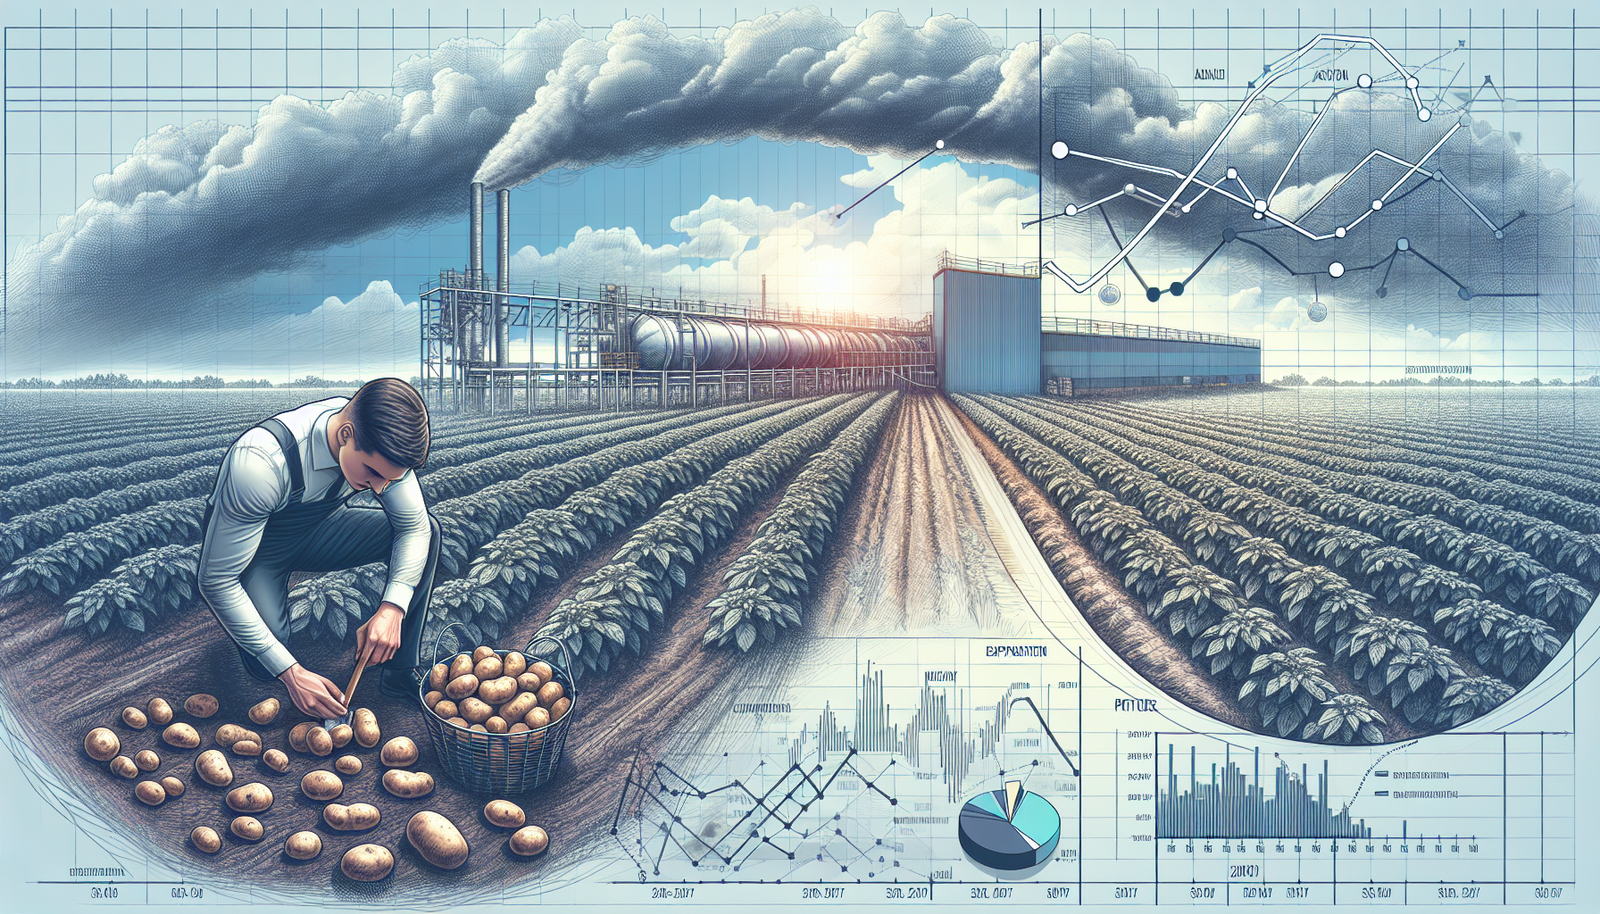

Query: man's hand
left=279, top=663, right=347, bottom=719
left=355, top=602, right=405, bottom=667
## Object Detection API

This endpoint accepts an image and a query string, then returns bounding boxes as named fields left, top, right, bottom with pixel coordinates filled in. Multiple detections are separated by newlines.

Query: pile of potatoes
left=426, top=646, right=572, bottom=735
left=82, top=687, right=552, bottom=881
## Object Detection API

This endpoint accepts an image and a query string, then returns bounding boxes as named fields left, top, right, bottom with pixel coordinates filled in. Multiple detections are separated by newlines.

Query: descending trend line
left=1006, top=697, right=1079, bottom=777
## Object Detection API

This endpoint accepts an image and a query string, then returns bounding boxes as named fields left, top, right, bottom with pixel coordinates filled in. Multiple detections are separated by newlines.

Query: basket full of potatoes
left=419, top=630, right=576, bottom=794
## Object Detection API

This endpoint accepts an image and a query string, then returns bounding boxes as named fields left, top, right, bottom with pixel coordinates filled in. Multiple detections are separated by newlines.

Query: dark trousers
left=232, top=499, right=440, bottom=681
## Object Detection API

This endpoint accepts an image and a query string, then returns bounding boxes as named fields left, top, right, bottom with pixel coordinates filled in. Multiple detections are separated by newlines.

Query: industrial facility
left=421, top=185, right=1260, bottom=412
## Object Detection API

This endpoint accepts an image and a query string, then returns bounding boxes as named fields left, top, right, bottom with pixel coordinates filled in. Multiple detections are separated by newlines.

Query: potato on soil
left=550, top=696, right=572, bottom=723
left=191, top=826, right=221, bottom=854
left=230, top=816, right=264, bottom=842
left=429, top=663, right=450, bottom=691
left=306, top=726, right=333, bottom=757
left=231, top=739, right=262, bottom=757
left=248, top=698, right=280, bottom=726
left=536, top=680, right=565, bottom=707
left=146, top=698, right=174, bottom=726
left=406, top=811, right=469, bottom=870
left=300, top=770, right=343, bottom=801
left=502, top=651, right=527, bottom=679
left=121, top=707, right=148, bottom=730
left=195, top=750, right=233, bottom=787
left=160, top=776, right=185, bottom=798
left=135, top=749, right=160, bottom=772
left=335, top=755, right=362, bottom=776
left=284, top=830, right=322, bottom=861
left=483, top=799, right=525, bottom=829
left=478, top=676, right=517, bottom=704
left=432, top=699, right=459, bottom=720
left=329, top=724, right=353, bottom=749
left=381, top=769, right=435, bottom=799
left=380, top=736, right=418, bottom=767
left=84, top=728, right=120, bottom=762
left=340, top=844, right=394, bottom=882
left=215, top=723, right=250, bottom=748
left=287, top=722, right=313, bottom=752
left=459, top=697, right=493, bottom=724
left=473, top=645, right=496, bottom=663
left=509, top=825, right=549, bottom=857
left=528, top=660, right=554, bottom=683
left=524, top=707, right=551, bottom=730
left=110, top=756, right=139, bottom=779
left=262, top=749, right=290, bottom=773
left=445, top=674, right=479, bottom=701
left=162, top=723, right=201, bottom=749
left=225, top=782, right=274, bottom=813
left=516, top=671, right=542, bottom=693
left=184, top=694, right=219, bottom=718
left=135, top=781, right=166, bottom=806
left=473, top=655, right=503, bottom=680
left=353, top=708, right=381, bottom=748
left=423, top=690, right=445, bottom=709
left=323, top=802, right=381, bottom=831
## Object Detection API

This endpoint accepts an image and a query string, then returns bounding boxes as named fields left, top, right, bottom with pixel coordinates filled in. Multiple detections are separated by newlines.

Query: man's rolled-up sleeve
left=375, top=470, right=430, bottom=613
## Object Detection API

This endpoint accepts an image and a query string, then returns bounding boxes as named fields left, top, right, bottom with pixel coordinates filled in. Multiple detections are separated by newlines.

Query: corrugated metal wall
left=935, top=269, right=1042, bottom=394
left=1041, top=332, right=1262, bottom=390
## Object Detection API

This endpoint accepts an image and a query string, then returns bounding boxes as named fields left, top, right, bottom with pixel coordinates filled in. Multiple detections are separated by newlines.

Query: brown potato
left=508, top=722, right=529, bottom=733
left=381, top=769, right=435, bottom=799
left=459, top=697, right=493, bottom=725
left=146, top=697, right=174, bottom=726
left=473, top=655, right=503, bottom=680
left=448, top=653, right=474, bottom=679
left=121, top=707, right=148, bottom=730
left=163, top=723, right=201, bottom=749
left=287, top=722, right=313, bottom=752
left=550, top=696, right=572, bottom=723
left=110, top=756, right=139, bottom=779
left=323, top=802, right=381, bottom=831
left=135, top=749, right=160, bottom=772
left=406, top=811, right=469, bottom=870
left=478, top=675, right=517, bottom=705
left=445, top=673, right=479, bottom=701
left=536, top=680, right=565, bottom=707
left=306, top=726, right=333, bottom=757
left=473, top=645, right=496, bottom=663
left=428, top=663, right=450, bottom=691
left=484, top=716, right=508, bottom=734
left=329, top=724, right=353, bottom=749
left=340, top=843, right=393, bottom=881
left=380, top=737, right=418, bottom=767
left=499, top=692, right=538, bottom=724
left=432, top=700, right=459, bottom=720
left=184, top=693, right=219, bottom=719
left=225, top=782, right=274, bottom=813
left=335, top=755, right=362, bottom=776
left=353, top=708, right=381, bottom=748
left=301, top=769, right=344, bottom=801
left=483, top=799, right=526, bottom=829
left=423, top=690, right=445, bottom=709
left=516, top=671, right=543, bottom=693
left=524, top=707, right=551, bottom=730
left=84, top=727, right=121, bottom=762
left=215, top=723, right=249, bottom=748
left=248, top=698, right=280, bottom=726
left=135, top=780, right=166, bottom=806
left=445, top=717, right=468, bottom=729
left=230, top=816, right=264, bottom=842
left=231, top=740, right=262, bottom=758
left=262, top=749, right=290, bottom=773
left=194, top=750, right=233, bottom=787
left=160, top=776, right=185, bottom=798
left=284, top=830, right=322, bottom=861
left=509, top=825, right=549, bottom=857
left=469, top=724, right=487, bottom=732
left=528, top=660, right=554, bottom=682
left=191, top=826, right=221, bottom=853
left=502, top=651, right=528, bottom=679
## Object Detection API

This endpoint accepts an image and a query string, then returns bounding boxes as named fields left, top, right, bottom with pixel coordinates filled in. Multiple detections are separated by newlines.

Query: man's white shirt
left=197, top=397, right=430, bottom=676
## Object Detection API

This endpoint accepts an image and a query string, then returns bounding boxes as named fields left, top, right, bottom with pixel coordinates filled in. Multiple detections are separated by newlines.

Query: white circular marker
left=1051, top=141, right=1069, bottom=159
left=1181, top=204, right=1192, bottom=214
left=936, top=139, right=946, bottom=149
left=1397, top=237, right=1410, bottom=251
left=1406, top=76, right=1419, bottom=90
left=1335, top=227, right=1347, bottom=238
left=1253, top=211, right=1264, bottom=220
left=1371, top=200, right=1384, bottom=211
left=1124, top=183, right=1137, bottom=195
left=1254, top=199, right=1267, bottom=213
left=1065, top=204, right=1078, bottom=217
left=1418, top=108, right=1431, bottom=121
left=1358, top=74, right=1373, bottom=89
left=1227, top=167, right=1239, bottom=180
left=1329, top=262, right=1345, bottom=278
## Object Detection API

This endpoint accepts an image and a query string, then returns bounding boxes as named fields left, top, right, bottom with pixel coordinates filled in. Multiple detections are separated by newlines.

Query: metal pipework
left=496, top=188, right=510, bottom=367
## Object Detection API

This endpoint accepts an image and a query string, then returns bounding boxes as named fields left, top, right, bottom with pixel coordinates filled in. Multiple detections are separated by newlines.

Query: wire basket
left=418, top=625, right=578, bottom=794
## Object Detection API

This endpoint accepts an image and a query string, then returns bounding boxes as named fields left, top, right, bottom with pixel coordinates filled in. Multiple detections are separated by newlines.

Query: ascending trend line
left=1040, top=33, right=1489, bottom=294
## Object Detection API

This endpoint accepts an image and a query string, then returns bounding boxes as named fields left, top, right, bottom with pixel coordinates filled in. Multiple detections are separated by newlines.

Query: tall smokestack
left=496, top=189, right=510, bottom=367
left=469, top=182, right=485, bottom=288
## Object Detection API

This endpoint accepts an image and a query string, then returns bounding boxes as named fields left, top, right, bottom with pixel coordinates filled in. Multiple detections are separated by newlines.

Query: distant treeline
left=1275, top=374, right=1600, bottom=388
left=1, top=374, right=424, bottom=390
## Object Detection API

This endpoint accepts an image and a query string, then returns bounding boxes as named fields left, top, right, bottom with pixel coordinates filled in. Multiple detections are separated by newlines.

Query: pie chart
left=957, top=780, right=1061, bottom=871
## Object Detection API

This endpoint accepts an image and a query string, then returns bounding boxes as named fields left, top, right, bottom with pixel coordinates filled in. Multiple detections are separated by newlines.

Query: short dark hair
left=347, top=378, right=430, bottom=469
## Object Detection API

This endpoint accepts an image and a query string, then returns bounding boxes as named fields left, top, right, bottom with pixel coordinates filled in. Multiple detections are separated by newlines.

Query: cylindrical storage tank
left=752, top=323, right=789, bottom=369
left=632, top=314, right=683, bottom=371
left=689, top=317, right=744, bottom=371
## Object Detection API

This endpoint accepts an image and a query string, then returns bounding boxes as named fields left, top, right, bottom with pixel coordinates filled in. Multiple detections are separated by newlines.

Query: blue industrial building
left=933, top=256, right=1261, bottom=395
